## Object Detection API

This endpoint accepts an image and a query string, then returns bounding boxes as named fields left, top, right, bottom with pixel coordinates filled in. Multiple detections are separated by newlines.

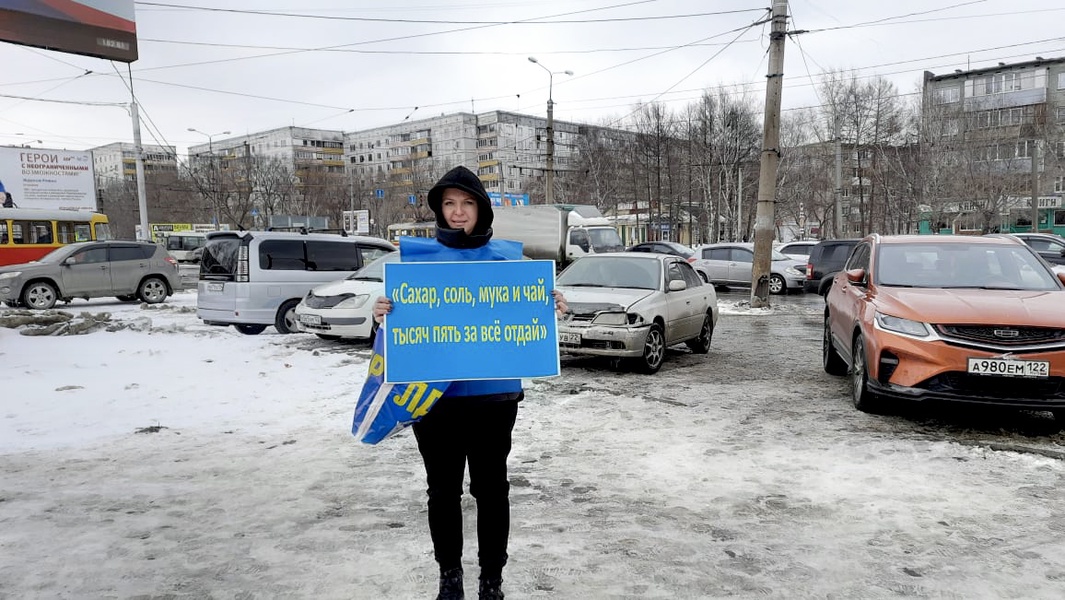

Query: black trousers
left=412, top=394, right=520, bottom=580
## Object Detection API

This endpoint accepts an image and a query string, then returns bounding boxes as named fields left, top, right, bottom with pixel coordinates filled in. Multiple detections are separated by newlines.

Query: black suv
left=804, top=238, right=860, bottom=295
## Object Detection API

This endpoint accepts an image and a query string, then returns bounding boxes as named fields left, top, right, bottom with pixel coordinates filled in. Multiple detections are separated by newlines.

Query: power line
left=136, top=2, right=760, bottom=24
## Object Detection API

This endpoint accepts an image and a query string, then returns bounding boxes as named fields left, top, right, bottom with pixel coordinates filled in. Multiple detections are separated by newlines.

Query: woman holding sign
left=374, top=166, right=567, bottom=600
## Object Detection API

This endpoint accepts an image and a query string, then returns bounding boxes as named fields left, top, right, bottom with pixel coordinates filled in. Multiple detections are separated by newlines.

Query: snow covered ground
left=2, top=290, right=1065, bottom=599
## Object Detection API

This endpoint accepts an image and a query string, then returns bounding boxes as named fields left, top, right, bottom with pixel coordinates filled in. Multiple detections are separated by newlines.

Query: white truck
left=491, top=204, right=625, bottom=268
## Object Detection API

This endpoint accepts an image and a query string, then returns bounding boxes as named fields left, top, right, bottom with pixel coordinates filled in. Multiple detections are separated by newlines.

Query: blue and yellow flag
left=351, top=330, right=450, bottom=444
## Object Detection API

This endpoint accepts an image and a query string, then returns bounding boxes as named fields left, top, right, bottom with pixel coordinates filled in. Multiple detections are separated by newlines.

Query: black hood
left=428, top=166, right=494, bottom=249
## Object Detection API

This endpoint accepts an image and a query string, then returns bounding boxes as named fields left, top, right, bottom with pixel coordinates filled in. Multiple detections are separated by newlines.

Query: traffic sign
left=409, top=194, right=417, bottom=205
left=375, top=189, right=384, bottom=199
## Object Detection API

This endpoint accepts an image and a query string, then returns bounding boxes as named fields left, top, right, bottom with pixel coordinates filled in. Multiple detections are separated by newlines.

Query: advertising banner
left=382, top=259, right=560, bottom=383
left=0, top=146, right=96, bottom=210
left=0, top=0, right=138, bottom=62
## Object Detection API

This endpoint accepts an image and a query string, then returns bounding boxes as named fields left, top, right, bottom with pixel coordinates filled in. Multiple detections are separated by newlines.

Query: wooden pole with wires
left=751, top=0, right=788, bottom=308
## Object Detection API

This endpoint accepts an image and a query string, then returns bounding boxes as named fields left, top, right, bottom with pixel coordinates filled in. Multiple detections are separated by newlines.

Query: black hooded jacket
left=427, top=166, right=494, bottom=249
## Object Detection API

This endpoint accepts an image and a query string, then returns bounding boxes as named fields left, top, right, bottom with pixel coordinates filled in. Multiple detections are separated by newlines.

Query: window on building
left=934, top=87, right=960, bottom=104
left=1055, top=176, right=1065, bottom=194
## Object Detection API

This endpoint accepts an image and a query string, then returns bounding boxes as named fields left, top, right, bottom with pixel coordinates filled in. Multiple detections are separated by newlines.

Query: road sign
left=409, top=194, right=417, bottom=205
left=375, top=189, right=384, bottom=199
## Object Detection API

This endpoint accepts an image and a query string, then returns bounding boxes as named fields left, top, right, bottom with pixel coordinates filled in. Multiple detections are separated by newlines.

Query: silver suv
left=0, top=241, right=181, bottom=309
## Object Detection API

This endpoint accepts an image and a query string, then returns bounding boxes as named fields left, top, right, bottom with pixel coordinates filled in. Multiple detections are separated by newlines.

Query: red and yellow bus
left=0, top=208, right=112, bottom=266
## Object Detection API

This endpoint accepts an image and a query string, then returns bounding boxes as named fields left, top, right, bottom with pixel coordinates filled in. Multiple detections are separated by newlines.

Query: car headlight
left=592, top=311, right=642, bottom=326
left=335, top=294, right=371, bottom=310
left=875, top=311, right=930, bottom=337
left=0, top=271, right=21, bottom=280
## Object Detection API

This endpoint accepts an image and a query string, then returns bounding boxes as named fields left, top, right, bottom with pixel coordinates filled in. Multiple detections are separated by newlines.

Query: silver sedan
left=556, top=252, right=718, bottom=374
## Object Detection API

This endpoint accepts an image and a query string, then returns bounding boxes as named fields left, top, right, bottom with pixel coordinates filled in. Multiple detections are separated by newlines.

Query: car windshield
left=346, top=252, right=400, bottom=281
left=557, top=256, right=660, bottom=289
left=877, top=243, right=1061, bottom=290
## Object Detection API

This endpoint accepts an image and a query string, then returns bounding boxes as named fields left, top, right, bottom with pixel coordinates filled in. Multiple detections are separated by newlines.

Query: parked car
left=692, top=242, right=805, bottom=294
left=776, top=240, right=818, bottom=262
left=0, top=240, right=180, bottom=309
left=804, top=238, right=860, bottom=295
left=555, top=252, right=718, bottom=374
left=823, top=234, right=1065, bottom=417
left=627, top=241, right=696, bottom=261
left=293, top=251, right=399, bottom=341
left=196, top=230, right=395, bottom=335
left=999, top=232, right=1065, bottom=265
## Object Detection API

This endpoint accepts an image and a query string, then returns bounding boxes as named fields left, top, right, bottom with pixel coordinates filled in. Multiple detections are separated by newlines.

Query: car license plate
left=299, top=314, right=321, bottom=326
left=206, top=282, right=223, bottom=292
left=967, top=357, right=1049, bottom=378
left=559, top=332, right=581, bottom=345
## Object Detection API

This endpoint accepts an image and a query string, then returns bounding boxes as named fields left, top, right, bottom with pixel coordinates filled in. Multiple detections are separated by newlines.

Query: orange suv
left=823, top=234, right=1065, bottom=418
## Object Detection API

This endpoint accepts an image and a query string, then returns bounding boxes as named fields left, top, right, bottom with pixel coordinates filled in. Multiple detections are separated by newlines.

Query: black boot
left=437, top=567, right=464, bottom=600
left=478, top=577, right=504, bottom=600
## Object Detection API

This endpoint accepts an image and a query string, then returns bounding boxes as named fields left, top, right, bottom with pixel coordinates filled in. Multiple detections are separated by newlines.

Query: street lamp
left=187, top=127, right=231, bottom=155
left=528, top=56, right=572, bottom=205
left=188, top=128, right=230, bottom=228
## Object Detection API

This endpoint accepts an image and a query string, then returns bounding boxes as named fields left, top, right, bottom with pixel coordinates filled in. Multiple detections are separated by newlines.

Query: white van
left=162, top=231, right=207, bottom=262
left=195, top=230, right=396, bottom=334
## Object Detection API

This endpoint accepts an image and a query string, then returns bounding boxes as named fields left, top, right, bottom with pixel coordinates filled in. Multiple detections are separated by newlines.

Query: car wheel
left=233, top=324, right=267, bottom=335
left=315, top=333, right=341, bottom=341
left=115, top=294, right=138, bottom=302
left=275, top=299, right=301, bottom=334
left=137, top=277, right=168, bottom=304
left=769, top=274, right=787, bottom=295
left=822, top=315, right=848, bottom=376
left=21, top=281, right=58, bottom=310
left=634, top=323, right=665, bottom=374
left=850, top=333, right=881, bottom=413
left=818, top=276, right=834, bottom=296
left=685, top=314, right=713, bottom=354
left=698, top=271, right=709, bottom=283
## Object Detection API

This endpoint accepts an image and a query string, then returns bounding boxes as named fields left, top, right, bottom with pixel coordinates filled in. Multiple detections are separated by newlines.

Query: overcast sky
left=0, top=0, right=1062, bottom=156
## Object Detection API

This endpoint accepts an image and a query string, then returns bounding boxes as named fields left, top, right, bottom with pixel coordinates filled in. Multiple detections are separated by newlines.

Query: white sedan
left=556, top=252, right=718, bottom=374
left=293, top=252, right=399, bottom=340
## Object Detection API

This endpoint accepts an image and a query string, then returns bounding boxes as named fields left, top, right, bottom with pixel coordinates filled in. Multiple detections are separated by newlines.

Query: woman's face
left=441, top=188, right=479, bottom=234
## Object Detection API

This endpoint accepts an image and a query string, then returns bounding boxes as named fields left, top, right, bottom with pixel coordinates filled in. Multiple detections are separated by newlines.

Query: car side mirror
left=668, top=279, right=686, bottom=292
left=63, top=257, right=76, bottom=266
left=844, top=268, right=866, bottom=284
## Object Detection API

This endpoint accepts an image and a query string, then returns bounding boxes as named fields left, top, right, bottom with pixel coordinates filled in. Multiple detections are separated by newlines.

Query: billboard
left=0, top=0, right=137, bottom=62
left=0, top=146, right=97, bottom=210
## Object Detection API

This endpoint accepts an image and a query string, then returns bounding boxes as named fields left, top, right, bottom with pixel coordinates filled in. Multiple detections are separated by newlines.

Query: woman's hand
left=372, top=296, right=392, bottom=324
left=552, top=289, right=569, bottom=317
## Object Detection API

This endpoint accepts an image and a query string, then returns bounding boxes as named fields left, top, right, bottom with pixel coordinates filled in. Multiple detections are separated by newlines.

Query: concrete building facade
left=922, top=56, right=1065, bottom=234
left=90, top=141, right=177, bottom=190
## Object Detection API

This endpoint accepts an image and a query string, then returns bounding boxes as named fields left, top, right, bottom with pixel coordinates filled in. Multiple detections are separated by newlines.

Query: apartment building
left=922, top=56, right=1065, bottom=234
left=90, top=141, right=177, bottom=189
left=189, top=126, right=346, bottom=180
left=343, top=110, right=583, bottom=205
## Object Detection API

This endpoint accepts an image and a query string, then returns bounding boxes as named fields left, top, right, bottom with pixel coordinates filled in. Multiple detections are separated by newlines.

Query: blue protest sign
left=383, top=260, right=560, bottom=383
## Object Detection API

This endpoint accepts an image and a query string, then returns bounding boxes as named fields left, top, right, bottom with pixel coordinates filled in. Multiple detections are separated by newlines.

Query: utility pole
left=750, top=0, right=788, bottom=308
left=1031, top=140, right=1040, bottom=233
left=130, top=101, right=149, bottom=241
left=834, top=118, right=843, bottom=238
left=528, top=57, right=572, bottom=205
